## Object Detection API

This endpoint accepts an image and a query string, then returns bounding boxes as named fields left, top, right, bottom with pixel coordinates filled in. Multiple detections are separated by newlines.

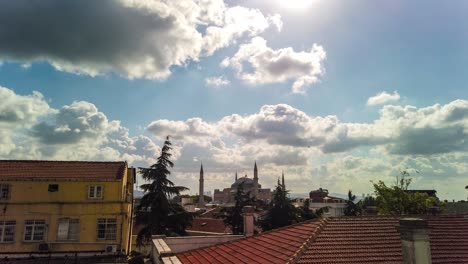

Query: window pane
left=24, top=226, right=32, bottom=241
left=33, top=225, right=45, bottom=241
left=89, top=186, right=95, bottom=198
left=4, top=225, right=15, bottom=242
left=57, top=219, right=69, bottom=240
left=0, top=184, right=10, bottom=200
left=96, top=186, right=102, bottom=198
left=69, top=219, right=79, bottom=240
left=106, top=221, right=117, bottom=240
left=97, top=218, right=116, bottom=240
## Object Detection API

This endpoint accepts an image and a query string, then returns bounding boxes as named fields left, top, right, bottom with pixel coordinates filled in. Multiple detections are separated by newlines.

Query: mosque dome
left=231, top=177, right=255, bottom=189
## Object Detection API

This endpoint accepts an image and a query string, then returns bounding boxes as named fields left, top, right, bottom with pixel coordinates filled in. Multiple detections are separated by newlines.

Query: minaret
left=235, top=171, right=238, bottom=182
left=281, top=171, right=285, bottom=189
left=253, top=161, right=259, bottom=198
left=198, top=163, right=204, bottom=207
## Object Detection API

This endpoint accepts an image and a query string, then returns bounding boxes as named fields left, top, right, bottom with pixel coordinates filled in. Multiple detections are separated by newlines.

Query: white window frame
left=0, top=220, right=15, bottom=243
left=88, top=185, right=103, bottom=199
left=0, top=184, right=11, bottom=200
left=24, top=220, right=46, bottom=242
left=57, top=218, right=79, bottom=241
left=96, top=218, right=117, bottom=240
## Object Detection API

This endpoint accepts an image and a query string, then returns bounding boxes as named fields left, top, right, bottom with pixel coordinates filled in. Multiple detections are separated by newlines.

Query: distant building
left=309, top=188, right=346, bottom=217
left=213, top=162, right=272, bottom=204
left=0, top=160, right=134, bottom=259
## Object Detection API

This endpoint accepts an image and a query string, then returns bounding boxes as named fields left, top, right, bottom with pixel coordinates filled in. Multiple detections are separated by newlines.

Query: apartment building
left=0, top=160, right=134, bottom=257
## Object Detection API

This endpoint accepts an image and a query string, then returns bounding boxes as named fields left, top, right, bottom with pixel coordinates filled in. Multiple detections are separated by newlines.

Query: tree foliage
left=298, top=199, right=326, bottom=221
left=219, top=182, right=255, bottom=235
left=135, top=136, right=193, bottom=245
left=261, top=183, right=297, bottom=231
left=372, top=170, right=443, bottom=215
left=344, top=190, right=361, bottom=216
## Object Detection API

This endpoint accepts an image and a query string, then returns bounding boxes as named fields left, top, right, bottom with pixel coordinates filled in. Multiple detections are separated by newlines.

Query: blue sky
left=0, top=0, right=467, bottom=200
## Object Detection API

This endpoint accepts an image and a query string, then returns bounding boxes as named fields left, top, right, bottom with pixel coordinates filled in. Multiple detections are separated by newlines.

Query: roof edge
left=286, top=218, right=329, bottom=264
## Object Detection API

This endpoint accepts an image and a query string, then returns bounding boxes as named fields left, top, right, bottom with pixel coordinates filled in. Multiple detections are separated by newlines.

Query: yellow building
left=0, top=160, right=134, bottom=257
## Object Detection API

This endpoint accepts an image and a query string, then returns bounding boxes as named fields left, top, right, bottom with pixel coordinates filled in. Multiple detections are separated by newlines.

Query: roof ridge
left=286, top=218, right=329, bottom=264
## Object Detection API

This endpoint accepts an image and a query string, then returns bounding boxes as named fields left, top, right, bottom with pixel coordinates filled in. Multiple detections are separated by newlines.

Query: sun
left=278, top=0, right=314, bottom=10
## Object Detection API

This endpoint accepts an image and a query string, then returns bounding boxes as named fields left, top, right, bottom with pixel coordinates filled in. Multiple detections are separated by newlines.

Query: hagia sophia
left=199, top=162, right=273, bottom=205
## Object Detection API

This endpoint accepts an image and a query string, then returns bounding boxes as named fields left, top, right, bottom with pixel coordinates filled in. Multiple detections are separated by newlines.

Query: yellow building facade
left=0, top=160, right=134, bottom=256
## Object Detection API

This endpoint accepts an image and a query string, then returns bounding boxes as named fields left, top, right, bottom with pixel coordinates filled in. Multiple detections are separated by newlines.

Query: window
left=24, top=220, right=46, bottom=242
left=88, top=185, right=103, bottom=199
left=48, top=184, right=59, bottom=192
left=57, top=218, right=79, bottom=240
left=96, top=218, right=116, bottom=240
left=0, top=220, right=15, bottom=243
left=0, top=184, right=11, bottom=200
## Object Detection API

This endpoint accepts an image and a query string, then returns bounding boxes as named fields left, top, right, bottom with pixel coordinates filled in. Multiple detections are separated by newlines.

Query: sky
left=0, top=0, right=467, bottom=200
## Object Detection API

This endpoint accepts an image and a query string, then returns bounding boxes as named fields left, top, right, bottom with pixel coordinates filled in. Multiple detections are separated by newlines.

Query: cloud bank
left=0, top=0, right=281, bottom=79
left=1, top=86, right=467, bottom=199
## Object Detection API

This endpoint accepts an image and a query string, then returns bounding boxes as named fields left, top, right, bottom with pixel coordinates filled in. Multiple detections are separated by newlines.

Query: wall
left=0, top=168, right=134, bottom=255
left=310, top=202, right=346, bottom=217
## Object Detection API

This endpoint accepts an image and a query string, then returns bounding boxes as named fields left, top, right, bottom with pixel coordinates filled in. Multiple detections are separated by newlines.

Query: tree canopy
left=218, top=182, right=256, bottom=235
left=372, top=170, right=444, bottom=215
left=261, top=182, right=297, bottom=231
left=344, top=190, right=361, bottom=216
left=135, top=136, right=193, bottom=245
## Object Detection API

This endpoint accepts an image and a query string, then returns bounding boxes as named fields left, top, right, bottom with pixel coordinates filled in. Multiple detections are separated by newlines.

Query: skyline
left=0, top=0, right=467, bottom=200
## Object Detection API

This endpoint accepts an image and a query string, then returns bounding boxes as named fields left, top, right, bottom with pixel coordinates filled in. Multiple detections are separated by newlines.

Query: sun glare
left=279, top=0, right=314, bottom=10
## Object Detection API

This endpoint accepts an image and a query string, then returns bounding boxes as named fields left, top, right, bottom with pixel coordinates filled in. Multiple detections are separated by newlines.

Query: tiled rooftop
left=0, top=160, right=127, bottom=180
left=175, top=216, right=468, bottom=264
left=298, top=216, right=468, bottom=264
left=177, top=220, right=323, bottom=264
left=187, top=218, right=231, bottom=234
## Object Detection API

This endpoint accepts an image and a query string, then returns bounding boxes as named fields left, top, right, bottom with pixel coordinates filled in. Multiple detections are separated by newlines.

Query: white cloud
left=0, top=0, right=281, bottom=80
left=367, top=91, right=400, bottom=105
left=0, top=86, right=51, bottom=124
left=0, top=86, right=159, bottom=167
left=221, top=37, right=326, bottom=94
left=2, top=85, right=468, bottom=200
left=205, top=76, right=230, bottom=87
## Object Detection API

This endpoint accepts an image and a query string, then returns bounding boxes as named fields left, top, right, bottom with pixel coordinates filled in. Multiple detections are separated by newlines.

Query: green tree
left=219, top=182, right=255, bottom=235
left=344, top=190, right=361, bottom=216
left=372, top=170, right=443, bottom=215
left=299, top=199, right=315, bottom=220
left=135, top=136, right=193, bottom=245
left=262, top=183, right=297, bottom=231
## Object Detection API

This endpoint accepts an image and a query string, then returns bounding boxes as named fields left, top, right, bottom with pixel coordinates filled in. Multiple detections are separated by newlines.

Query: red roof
left=0, top=160, right=127, bottom=180
left=187, top=218, right=231, bottom=234
left=176, top=216, right=468, bottom=264
left=177, top=220, right=323, bottom=264
left=298, top=216, right=468, bottom=264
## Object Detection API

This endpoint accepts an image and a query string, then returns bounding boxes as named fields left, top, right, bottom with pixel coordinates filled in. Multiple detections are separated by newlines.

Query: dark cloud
left=0, top=0, right=185, bottom=78
left=0, top=0, right=281, bottom=79
left=387, top=126, right=467, bottom=155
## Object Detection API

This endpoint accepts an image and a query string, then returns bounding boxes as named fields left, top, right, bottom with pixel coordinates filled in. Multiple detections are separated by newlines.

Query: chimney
left=242, top=206, right=254, bottom=237
left=397, top=218, right=432, bottom=264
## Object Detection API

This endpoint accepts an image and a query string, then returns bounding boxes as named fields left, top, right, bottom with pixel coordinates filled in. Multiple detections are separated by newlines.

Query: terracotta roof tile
left=297, top=216, right=468, bottom=264
left=177, top=215, right=468, bottom=264
left=187, top=218, right=231, bottom=234
left=0, top=160, right=127, bottom=180
left=177, top=220, right=322, bottom=264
